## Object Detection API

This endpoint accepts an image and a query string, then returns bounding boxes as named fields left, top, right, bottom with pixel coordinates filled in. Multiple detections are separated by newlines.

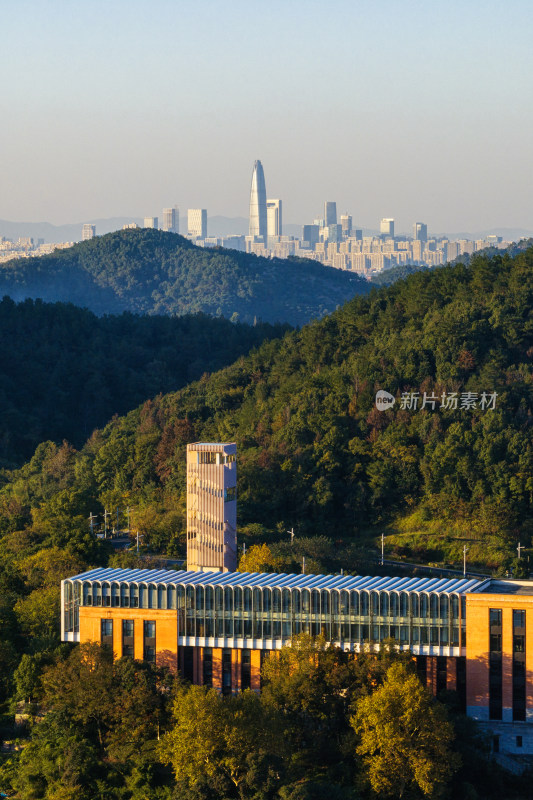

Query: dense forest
left=0, top=228, right=369, bottom=325
left=3, top=636, right=530, bottom=799
left=0, top=247, right=531, bottom=797
left=0, top=297, right=288, bottom=467
left=0, top=247, right=529, bottom=569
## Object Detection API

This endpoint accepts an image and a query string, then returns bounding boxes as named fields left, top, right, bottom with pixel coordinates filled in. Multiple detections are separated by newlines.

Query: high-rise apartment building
left=413, top=222, right=428, bottom=242
left=162, top=207, right=179, bottom=234
left=82, top=224, right=96, bottom=241
left=144, top=217, right=158, bottom=229
left=266, top=199, right=282, bottom=238
left=380, top=218, right=395, bottom=238
left=249, top=160, right=267, bottom=240
left=302, top=224, right=320, bottom=247
left=324, top=201, right=337, bottom=226
left=186, top=442, right=237, bottom=573
left=187, top=209, right=207, bottom=239
left=340, top=214, right=352, bottom=238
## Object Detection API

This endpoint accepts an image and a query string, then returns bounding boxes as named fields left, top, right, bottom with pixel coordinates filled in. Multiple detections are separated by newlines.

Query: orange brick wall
left=466, top=592, right=533, bottom=719
left=79, top=607, right=178, bottom=671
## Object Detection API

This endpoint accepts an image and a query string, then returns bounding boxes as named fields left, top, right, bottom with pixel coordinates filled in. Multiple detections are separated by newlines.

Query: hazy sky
left=2, top=0, right=533, bottom=233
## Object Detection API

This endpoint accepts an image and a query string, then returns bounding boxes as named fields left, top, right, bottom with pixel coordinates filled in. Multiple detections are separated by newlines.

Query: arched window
left=215, top=587, right=223, bottom=613
left=292, top=589, right=300, bottom=614
left=263, top=588, right=271, bottom=612
left=311, top=590, right=320, bottom=615
left=371, top=592, right=379, bottom=616
left=420, top=594, right=428, bottom=619
left=321, top=591, right=330, bottom=615
left=302, top=590, right=310, bottom=614
left=439, top=595, right=449, bottom=620
left=167, top=585, right=176, bottom=610
left=400, top=592, right=408, bottom=617
left=186, top=585, right=195, bottom=611
left=282, top=589, right=291, bottom=614
left=158, top=585, right=167, bottom=609
left=121, top=583, right=130, bottom=608
left=224, top=587, right=233, bottom=613
left=430, top=594, right=439, bottom=619
left=340, top=591, right=349, bottom=615
left=253, top=588, right=262, bottom=613
left=195, top=586, right=204, bottom=611
left=234, top=587, right=243, bottom=611
left=273, top=588, right=281, bottom=612
left=410, top=594, right=419, bottom=617
left=243, top=587, right=252, bottom=612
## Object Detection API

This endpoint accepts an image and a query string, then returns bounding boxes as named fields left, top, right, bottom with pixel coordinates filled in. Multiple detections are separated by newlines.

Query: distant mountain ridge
left=0, top=227, right=369, bottom=325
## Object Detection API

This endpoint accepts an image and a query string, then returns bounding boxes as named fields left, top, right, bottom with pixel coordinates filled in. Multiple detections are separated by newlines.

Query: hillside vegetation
left=0, top=247, right=530, bottom=573
left=0, top=297, right=288, bottom=467
left=0, top=228, right=369, bottom=325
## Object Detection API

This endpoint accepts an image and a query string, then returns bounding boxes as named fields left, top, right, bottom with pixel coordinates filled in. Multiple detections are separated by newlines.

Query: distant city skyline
left=1, top=1, right=532, bottom=230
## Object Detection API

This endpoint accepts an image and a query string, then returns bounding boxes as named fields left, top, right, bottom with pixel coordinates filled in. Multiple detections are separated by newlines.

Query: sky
left=2, top=0, right=533, bottom=234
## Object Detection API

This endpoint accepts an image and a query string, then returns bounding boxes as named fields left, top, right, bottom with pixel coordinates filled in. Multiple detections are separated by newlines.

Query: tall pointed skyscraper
left=249, top=160, right=267, bottom=239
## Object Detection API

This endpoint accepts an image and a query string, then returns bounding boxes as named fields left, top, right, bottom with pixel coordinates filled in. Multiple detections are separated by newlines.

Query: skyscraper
left=144, top=216, right=158, bottom=229
left=324, top=201, right=337, bottom=226
left=249, top=160, right=267, bottom=240
left=162, top=207, right=179, bottom=233
left=413, top=222, right=428, bottom=242
left=380, top=218, right=395, bottom=238
left=186, top=442, right=237, bottom=572
left=82, top=224, right=95, bottom=241
left=266, top=199, right=282, bottom=238
left=187, top=209, right=207, bottom=239
left=340, top=214, right=352, bottom=238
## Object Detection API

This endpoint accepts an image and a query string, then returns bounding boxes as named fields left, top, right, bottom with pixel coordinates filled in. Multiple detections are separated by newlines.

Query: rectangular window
left=224, top=486, right=236, bottom=502
left=516, top=736, right=523, bottom=748
left=513, top=609, right=526, bottom=722
left=122, top=619, right=134, bottom=658
left=143, top=620, right=156, bottom=663
left=241, top=649, right=251, bottom=690
left=489, top=608, right=503, bottom=720
left=203, top=649, right=213, bottom=687
left=222, top=649, right=232, bottom=696
left=101, top=619, right=113, bottom=647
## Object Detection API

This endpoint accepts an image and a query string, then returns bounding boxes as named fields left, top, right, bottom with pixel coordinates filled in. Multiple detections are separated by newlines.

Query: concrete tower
left=186, top=442, right=237, bottom=573
left=249, top=160, right=267, bottom=240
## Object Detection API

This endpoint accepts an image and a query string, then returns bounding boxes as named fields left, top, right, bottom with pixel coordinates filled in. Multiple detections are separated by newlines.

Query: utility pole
left=381, top=533, right=385, bottom=567
left=517, top=543, right=524, bottom=559
left=89, top=512, right=97, bottom=536
left=302, top=556, right=306, bottom=575
left=103, top=508, right=110, bottom=538
left=463, top=545, right=468, bottom=577
left=136, top=529, right=140, bottom=555
left=243, top=542, right=246, bottom=556
left=287, top=527, right=295, bottom=545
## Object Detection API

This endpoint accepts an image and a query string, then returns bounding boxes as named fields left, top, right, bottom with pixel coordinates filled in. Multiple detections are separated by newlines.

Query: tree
left=160, top=685, right=282, bottom=795
left=351, top=662, right=460, bottom=799
left=237, top=543, right=281, bottom=573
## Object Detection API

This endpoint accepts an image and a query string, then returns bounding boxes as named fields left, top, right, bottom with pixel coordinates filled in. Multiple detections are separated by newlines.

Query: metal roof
left=65, top=567, right=483, bottom=595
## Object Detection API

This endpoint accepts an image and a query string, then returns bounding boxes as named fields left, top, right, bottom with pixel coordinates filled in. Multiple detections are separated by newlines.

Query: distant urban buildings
left=162, top=206, right=179, bottom=234
left=413, top=222, right=428, bottom=242
left=187, top=209, right=207, bottom=239
left=324, top=201, right=337, bottom=227
left=267, top=199, right=282, bottom=239
left=380, top=218, right=395, bottom=238
left=144, top=216, right=158, bottom=229
left=248, top=160, right=267, bottom=241
left=82, top=224, right=96, bottom=241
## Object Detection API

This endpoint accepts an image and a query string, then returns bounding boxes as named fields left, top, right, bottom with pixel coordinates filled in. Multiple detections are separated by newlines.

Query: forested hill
left=0, top=297, right=288, bottom=467
left=0, top=248, right=531, bottom=570
left=0, top=228, right=369, bottom=325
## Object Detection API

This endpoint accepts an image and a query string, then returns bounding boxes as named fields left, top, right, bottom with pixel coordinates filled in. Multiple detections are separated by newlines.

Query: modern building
left=266, top=199, right=282, bottom=239
left=380, top=218, right=395, bottom=238
left=249, top=161, right=267, bottom=240
left=162, top=207, right=179, bottom=234
left=82, top=224, right=96, bottom=241
left=61, top=567, right=533, bottom=752
left=186, top=442, right=237, bottom=573
left=413, top=222, right=428, bottom=242
left=324, top=202, right=337, bottom=227
left=187, top=209, right=207, bottom=239
left=144, top=217, right=158, bottom=229
left=340, top=214, right=352, bottom=238
left=302, top=224, right=320, bottom=247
